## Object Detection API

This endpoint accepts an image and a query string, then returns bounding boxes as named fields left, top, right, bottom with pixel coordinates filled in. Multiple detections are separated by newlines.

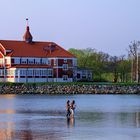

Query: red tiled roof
left=11, top=64, right=52, bottom=68
left=0, top=40, right=76, bottom=58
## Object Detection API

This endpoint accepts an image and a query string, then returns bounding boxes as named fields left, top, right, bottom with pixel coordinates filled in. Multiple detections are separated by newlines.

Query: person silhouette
left=70, top=100, right=76, bottom=118
left=66, top=100, right=71, bottom=118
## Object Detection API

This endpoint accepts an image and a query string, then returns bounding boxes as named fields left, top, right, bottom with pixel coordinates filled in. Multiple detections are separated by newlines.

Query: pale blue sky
left=0, top=0, right=140, bottom=55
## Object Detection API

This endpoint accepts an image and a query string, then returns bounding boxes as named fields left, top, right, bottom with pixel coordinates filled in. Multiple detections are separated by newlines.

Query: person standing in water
left=70, top=100, right=76, bottom=118
left=66, top=100, right=71, bottom=118
left=66, top=100, right=76, bottom=127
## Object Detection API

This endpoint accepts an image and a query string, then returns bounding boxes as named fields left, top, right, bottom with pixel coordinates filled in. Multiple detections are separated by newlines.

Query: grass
left=0, top=82, right=139, bottom=86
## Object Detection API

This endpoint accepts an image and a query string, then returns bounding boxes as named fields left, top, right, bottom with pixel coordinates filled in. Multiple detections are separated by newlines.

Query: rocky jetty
left=0, top=84, right=140, bottom=94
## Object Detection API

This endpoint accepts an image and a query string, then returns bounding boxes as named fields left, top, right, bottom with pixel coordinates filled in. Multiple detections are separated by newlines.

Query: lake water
left=0, top=94, right=140, bottom=140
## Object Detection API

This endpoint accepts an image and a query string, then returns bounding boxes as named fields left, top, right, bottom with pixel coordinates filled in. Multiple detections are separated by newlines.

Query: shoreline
left=0, top=84, right=140, bottom=94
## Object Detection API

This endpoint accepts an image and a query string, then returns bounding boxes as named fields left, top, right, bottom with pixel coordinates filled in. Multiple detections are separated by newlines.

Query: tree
left=68, top=47, right=131, bottom=82
left=109, top=56, right=120, bottom=82
left=118, top=56, right=131, bottom=82
left=128, top=41, right=140, bottom=82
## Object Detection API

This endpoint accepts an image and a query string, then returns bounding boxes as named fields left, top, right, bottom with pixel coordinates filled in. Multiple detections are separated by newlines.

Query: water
left=0, top=94, right=140, bottom=140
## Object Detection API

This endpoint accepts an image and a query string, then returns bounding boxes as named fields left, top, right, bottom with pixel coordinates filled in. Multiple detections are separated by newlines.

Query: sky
left=0, top=0, right=140, bottom=56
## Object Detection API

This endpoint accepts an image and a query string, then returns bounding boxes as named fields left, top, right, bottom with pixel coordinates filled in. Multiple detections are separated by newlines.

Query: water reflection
left=78, top=112, right=140, bottom=129
left=0, top=95, right=140, bottom=140
left=19, top=120, right=33, bottom=140
left=0, top=123, right=14, bottom=140
left=0, top=95, right=15, bottom=140
left=67, top=117, right=75, bottom=128
left=135, top=112, right=140, bottom=128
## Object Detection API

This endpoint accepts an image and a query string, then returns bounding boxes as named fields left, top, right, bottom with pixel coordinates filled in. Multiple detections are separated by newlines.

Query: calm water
left=0, top=94, right=140, bottom=140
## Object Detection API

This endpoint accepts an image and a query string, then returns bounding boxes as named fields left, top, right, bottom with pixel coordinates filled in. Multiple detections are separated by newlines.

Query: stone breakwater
left=0, top=84, right=140, bottom=94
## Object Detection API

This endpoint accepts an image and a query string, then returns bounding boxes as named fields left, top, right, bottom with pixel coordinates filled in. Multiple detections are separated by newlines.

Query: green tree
left=68, top=48, right=131, bottom=82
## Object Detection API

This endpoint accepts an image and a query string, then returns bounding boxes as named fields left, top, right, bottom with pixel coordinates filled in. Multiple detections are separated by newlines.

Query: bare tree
left=128, top=41, right=140, bottom=82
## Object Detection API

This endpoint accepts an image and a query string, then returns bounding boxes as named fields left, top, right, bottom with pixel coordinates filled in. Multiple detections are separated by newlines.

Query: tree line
left=68, top=45, right=137, bottom=82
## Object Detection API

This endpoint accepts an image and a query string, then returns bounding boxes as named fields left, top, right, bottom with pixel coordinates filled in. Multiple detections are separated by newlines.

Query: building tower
left=23, top=18, right=33, bottom=43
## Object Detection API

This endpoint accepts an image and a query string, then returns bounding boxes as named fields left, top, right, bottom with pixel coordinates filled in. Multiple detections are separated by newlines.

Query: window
left=0, top=70, right=4, bottom=76
left=42, top=59, right=45, bottom=64
left=54, top=59, right=57, bottom=65
left=34, top=70, right=40, bottom=76
left=15, top=70, right=19, bottom=76
left=48, top=69, right=53, bottom=76
left=5, top=70, right=14, bottom=76
left=10, top=70, right=14, bottom=76
left=64, top=59, right=67, bottom=63
left=11, top=59, right=14, bottom=64
left=20, top=70, right=23, bottom=75
left=42, top=59, right=48, bottom=64
left=14, top=58, right=20, bottom=64
left=6, top=70, right=10, bottom=76
left=27, top=70, right=33, bottom=76
left=39, top=70, right=42, bottom=76
left=0, top=59, right=3, bottom=64
left=48, top=59, right=51, bottom=65
left=28, top=59, right=34, bottom=64
left=63, top=75, right=68, bottom=81
left=20, top=70, right=26, bottom=76
left=73, top=59, right=77, bottom=66
left=35, top=59, right=40, bottom=64
left=63, top=64, right=68, bottom=70
left=42, top=60, right=44, bottom=64
left=42, top=70, right=47, bottom=76
left=21, top=59, right=27, bottom=64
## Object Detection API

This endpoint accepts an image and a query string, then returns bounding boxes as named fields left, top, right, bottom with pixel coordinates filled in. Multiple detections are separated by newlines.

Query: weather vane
left=26, top=18, right=29, bottom=26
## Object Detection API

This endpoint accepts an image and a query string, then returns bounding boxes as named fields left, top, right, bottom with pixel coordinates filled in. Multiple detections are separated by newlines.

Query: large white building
left=0, top=22, right=77, bottom=83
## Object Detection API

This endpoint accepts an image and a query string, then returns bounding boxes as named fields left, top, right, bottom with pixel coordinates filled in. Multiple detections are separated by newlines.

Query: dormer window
left=6, top=50, right=12, bottom=55
left=6, top=50, right=12, bottom=53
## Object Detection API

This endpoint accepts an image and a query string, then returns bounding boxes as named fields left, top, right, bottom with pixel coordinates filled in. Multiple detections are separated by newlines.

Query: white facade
left=0, top=56, right=78, bottom=83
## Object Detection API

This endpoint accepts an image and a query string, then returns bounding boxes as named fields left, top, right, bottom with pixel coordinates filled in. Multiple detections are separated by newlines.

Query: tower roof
left=23, top=19, right=33, bottom=43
